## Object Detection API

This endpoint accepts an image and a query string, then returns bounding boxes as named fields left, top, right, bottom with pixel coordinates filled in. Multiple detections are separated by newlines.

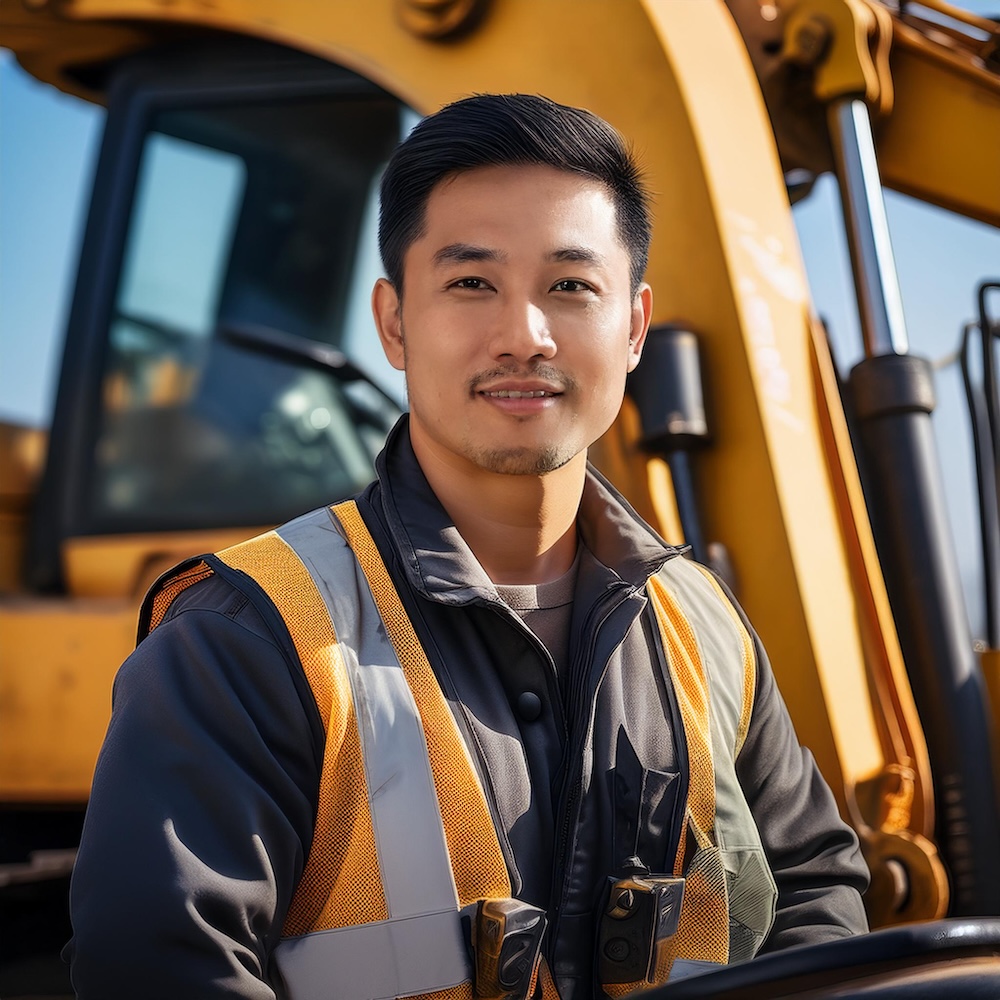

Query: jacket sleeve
left=66, top=573, right=323, bottom=999
left=735, top=627, right=871, bottom=951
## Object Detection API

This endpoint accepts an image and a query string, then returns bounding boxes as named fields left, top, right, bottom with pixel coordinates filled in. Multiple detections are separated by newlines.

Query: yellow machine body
left=2, top=0, right=999, bottom=931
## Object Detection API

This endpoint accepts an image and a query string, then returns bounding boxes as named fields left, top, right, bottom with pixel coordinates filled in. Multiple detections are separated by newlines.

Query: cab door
left=28, top=38, right=406, bottom=600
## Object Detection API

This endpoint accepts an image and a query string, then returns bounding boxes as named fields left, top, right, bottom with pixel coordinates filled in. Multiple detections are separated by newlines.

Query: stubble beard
left=465, top=441, right=577, bottom=476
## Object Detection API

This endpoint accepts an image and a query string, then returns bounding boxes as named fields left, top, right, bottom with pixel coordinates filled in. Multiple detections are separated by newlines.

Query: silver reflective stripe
left=275, top=909, right=469, bottom=1000
left=654, top=556, right=777, bottom=956
left=667, top=958, right=723, bottom=983
left=272, top=509, right=471, bottom=997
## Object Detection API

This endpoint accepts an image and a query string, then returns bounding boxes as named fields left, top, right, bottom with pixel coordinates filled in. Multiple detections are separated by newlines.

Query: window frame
left=28, top=38, right=392, bottom=591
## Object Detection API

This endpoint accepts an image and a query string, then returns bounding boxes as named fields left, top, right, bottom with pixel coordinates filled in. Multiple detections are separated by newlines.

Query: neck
left=409, top=428, right=584, bottom=586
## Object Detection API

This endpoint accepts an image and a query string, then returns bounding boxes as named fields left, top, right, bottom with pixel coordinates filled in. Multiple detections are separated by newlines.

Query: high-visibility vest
left=145, top=500, right=776, bottom=999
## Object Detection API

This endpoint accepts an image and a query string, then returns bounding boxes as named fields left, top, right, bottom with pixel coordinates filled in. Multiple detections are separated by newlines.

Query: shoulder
left=133, top=512, right=352, bottom=730
left=126, top=543, right=328, bottom=758
left=137, top=552, right=287, bottom=657
left=140, top=506, right=352, bottom=643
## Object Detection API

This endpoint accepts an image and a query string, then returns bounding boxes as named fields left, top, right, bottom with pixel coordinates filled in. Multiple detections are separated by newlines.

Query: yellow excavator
left=2, top=0, right=999, bottom=995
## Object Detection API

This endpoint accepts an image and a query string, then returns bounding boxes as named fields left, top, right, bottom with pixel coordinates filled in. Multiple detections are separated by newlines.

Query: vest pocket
left=653, top=838, right=729, bottom=979
left=611, top=728, right=681, bottom=873
left=720, top=845, right=777, bottom=962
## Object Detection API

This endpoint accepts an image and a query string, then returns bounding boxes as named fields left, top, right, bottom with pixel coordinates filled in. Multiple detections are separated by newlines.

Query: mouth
left=473, top=380, right=563, bottom=416
left=479, top=389, right=558, bottom=399
left=470, top=367, right=569, bottom=414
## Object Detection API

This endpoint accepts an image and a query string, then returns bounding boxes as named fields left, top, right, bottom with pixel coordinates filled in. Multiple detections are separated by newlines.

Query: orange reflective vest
left=147, top=500, right=776, bottom=999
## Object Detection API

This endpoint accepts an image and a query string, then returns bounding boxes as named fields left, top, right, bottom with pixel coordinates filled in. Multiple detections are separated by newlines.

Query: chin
left=472, top=445, right=576, bottom=476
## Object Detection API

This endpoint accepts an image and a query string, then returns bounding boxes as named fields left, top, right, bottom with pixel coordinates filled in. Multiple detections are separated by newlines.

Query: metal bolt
left=791, top=15, right=832, bottom=67
left=397, top=0, right=489, bottom=40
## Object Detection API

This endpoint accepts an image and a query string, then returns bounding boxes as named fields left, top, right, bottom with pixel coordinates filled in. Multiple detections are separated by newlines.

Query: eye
left=450, top=277, right=493, bottom=291
left=551, top=279, right=593, bottom=293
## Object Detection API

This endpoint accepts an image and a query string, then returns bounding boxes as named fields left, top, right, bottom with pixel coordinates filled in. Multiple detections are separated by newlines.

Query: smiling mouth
left=480, top=389, right=557, bottom=399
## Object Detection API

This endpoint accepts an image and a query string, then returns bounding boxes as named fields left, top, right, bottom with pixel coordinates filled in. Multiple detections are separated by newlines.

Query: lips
left=481, top=389, right=555, bottom=399
left=475, top=376, right=564, bottom=398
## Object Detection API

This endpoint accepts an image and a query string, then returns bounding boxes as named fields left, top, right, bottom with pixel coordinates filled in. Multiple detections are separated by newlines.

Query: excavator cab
left=28, top=40, right=405, bottom=596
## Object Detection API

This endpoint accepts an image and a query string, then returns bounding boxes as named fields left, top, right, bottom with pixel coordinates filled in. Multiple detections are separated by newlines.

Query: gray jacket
left=67, top=417, right=869, bottom=999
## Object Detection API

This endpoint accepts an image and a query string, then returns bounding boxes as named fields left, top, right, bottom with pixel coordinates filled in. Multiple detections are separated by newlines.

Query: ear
left=372, top=278, right=405, bottom=371
left=626, top=283, right=654, bottom=373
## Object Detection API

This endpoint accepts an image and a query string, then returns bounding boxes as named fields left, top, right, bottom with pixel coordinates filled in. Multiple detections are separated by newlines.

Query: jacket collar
left=369, top=416, right=681, bottom=607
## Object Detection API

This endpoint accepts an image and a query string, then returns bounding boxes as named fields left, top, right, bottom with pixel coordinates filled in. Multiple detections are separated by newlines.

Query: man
left=68, top=94, right=868, bottom=999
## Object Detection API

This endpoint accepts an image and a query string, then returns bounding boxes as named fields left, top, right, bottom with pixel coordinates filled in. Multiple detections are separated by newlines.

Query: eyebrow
left=547, top=246, right=607, bottom=267
left=432, top=243, right=508, bottom=266
left=431, top=243, right=609, bottom=268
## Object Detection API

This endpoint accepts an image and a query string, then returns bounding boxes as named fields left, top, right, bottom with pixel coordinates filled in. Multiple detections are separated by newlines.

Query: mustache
left=467, top=363, right=576, bottom=393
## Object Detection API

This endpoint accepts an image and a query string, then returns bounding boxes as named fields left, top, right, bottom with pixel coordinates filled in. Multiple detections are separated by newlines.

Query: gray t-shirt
left=495, top=547, right=581, bottom=677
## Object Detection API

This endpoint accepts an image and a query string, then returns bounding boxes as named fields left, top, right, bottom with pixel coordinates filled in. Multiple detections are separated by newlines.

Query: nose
left=489, top=298, right=556, bottom=362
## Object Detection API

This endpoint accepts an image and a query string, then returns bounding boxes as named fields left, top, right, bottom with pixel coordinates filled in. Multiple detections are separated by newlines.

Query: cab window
left=89, top=89, right=405, bottom=529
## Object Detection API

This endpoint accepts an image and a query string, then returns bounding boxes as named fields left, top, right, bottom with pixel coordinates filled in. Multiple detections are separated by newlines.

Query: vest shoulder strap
left=330, top=499, right=511, bottom=909
left=211, top=503, right=514, bottom=1000
left=636, top=556, right=770, bottom=984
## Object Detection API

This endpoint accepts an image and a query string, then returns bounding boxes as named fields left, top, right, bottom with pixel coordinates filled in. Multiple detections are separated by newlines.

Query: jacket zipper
left=546, top=585, right=632, bottom=951
left=453, top=599, right=567, bottom=894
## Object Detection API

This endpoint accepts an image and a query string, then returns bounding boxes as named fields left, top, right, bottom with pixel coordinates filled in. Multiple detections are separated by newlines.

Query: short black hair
left=378, top=93, right=651, bottom=296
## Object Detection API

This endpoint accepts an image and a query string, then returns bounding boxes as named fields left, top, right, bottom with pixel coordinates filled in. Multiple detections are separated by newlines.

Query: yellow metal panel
left=638, top=0, right=884, bottom=804
left=63, top=526, right=270, bottom=598
left=2, top=5, right=940, bottom=887
left=0, top=598, right=136, bottom=800
left=879, top=23, right=1000, bottom=229
left=636, top=9, right=940, bottom=916
left=0, top=1, right=152, bottom=104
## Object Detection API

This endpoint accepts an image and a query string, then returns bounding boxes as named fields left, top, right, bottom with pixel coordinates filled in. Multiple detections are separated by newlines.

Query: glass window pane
left=118, top=134, right=245, bottom=339
left=91, top=93, right=405, bottom=530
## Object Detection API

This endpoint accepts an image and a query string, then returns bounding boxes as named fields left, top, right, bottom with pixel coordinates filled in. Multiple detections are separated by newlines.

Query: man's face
left=373, top=164, right=652, bottom=477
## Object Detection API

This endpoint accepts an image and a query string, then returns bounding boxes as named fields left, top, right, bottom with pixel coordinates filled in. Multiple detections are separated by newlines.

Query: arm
left=736, top=628, right=870, bottom=951
left=66, top=572, right=323, bottom=998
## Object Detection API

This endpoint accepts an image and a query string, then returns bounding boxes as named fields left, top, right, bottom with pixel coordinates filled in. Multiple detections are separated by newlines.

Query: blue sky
left=1, top=11, right=999, bottom=631
left=0, top=50, right=102, bottom=426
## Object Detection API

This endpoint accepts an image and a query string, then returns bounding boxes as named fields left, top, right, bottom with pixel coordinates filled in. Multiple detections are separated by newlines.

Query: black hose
left=665, top=451, right=708, bottom=564
left=979, top=282, right=1000, bottom=550
left=960, top=322, right=1000, bottom=649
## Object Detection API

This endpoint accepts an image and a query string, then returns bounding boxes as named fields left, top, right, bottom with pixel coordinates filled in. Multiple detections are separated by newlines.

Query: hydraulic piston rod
left=830, top=96, right=1000, bottom=913
left=828, top=98, right=908, bottom=358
